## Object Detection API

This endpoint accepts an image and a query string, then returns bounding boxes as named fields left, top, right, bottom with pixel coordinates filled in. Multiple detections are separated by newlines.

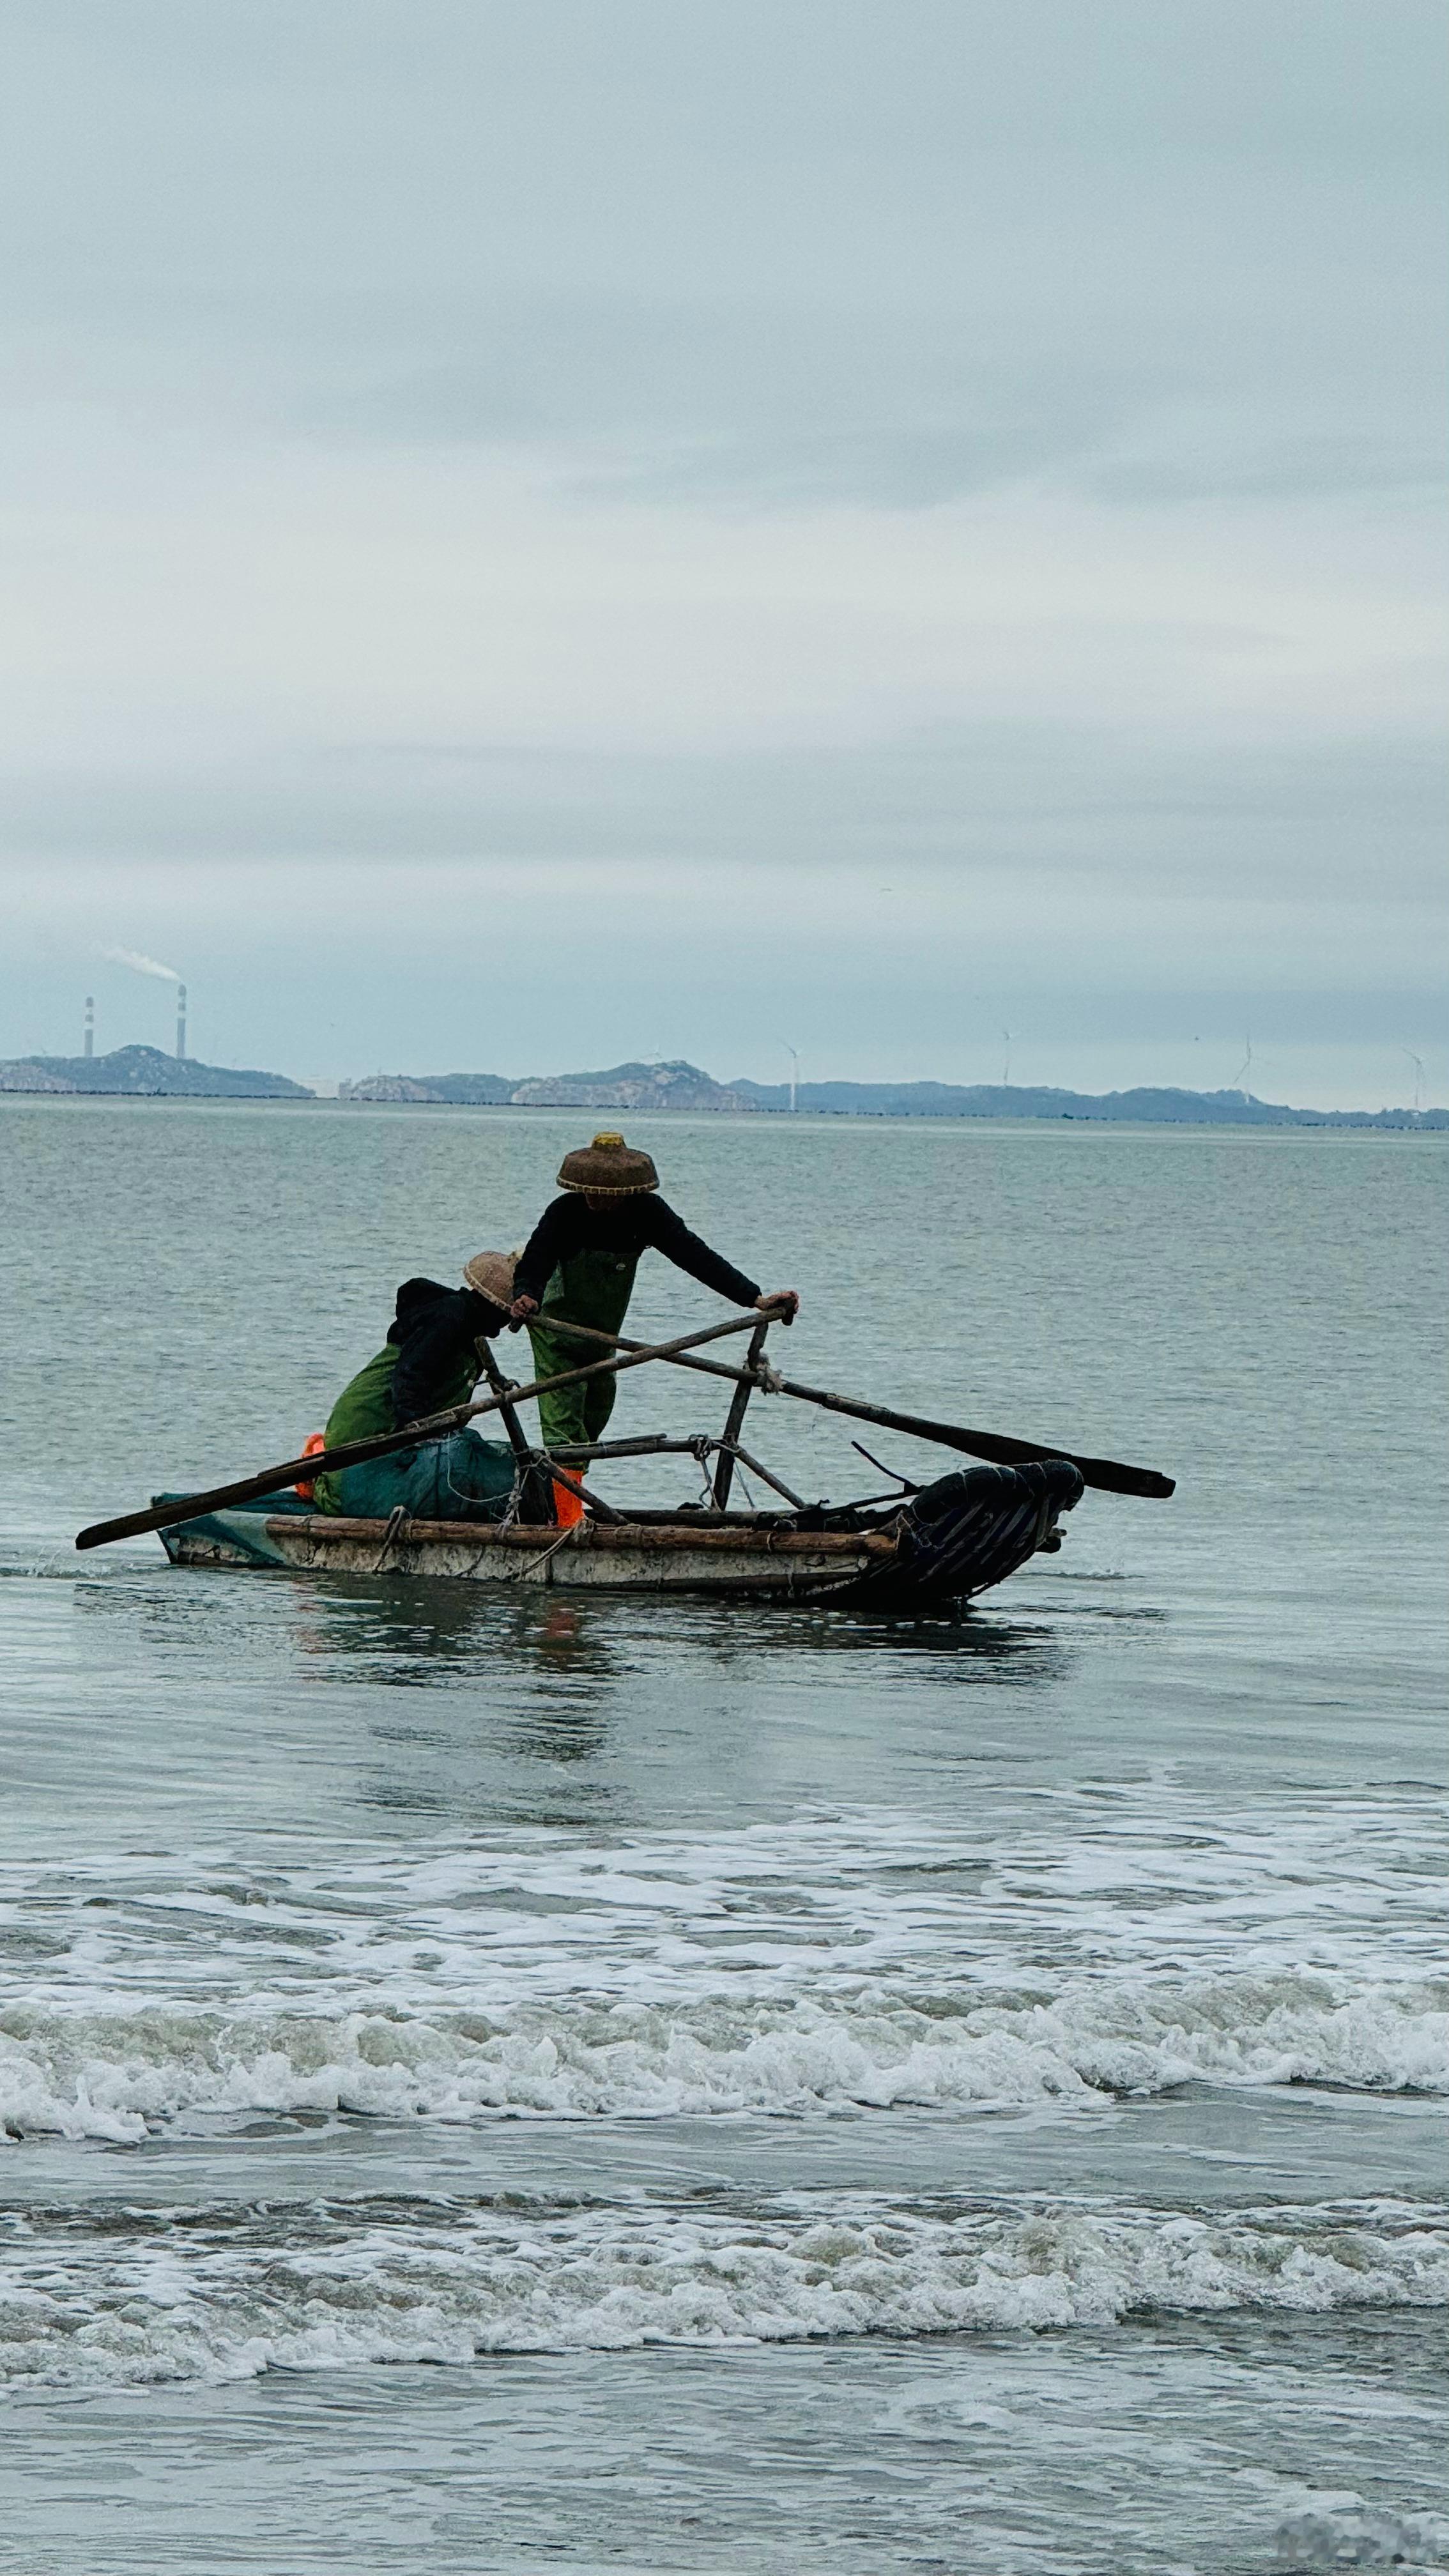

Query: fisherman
left=312, top=1252, right=525, bottom=1521
left=509, top=1134, right=799, bottom=1475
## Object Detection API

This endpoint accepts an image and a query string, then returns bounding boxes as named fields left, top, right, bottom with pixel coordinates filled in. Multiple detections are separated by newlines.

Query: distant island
left=3, top=1046, right=1440, bottom=1126
left=340, top=1060, right=744, bottom=1111
left=0, top=1045, right=312, bottom=1099
left=339, top=1057, right=1445, bottom=1130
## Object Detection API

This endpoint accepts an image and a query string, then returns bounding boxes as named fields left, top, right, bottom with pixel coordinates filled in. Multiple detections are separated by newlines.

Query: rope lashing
left=510, top=1521, right=581, bottom=1583
left=372, top=1504, right=411, bottom=1570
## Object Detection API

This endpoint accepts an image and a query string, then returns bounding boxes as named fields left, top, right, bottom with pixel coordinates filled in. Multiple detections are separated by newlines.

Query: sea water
left=0, top=1098, right=1445, bottom=2574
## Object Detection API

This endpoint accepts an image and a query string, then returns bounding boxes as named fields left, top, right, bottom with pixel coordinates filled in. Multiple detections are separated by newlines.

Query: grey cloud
left=309, top=303, right=1130, bottom=507
left=3, top=2, right=1441, bottom=521
left=2, top=728, right=1440, bottom=906
left=0, top=0, right=1443, bottom=1057
left=1087, top=435, right=1447, bottom=506
left=596, top=425, right=1087, bottom=512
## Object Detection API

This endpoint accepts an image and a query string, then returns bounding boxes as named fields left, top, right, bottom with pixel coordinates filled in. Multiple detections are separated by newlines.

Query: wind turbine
left=1230, top=1035, right=1254, bottom=1095
left=782, top=1043, right=799, bottom=1114
left=1402, top=1047, right=1425, bottom=1115
left=1001, top=1030, right=1011, bottom=1088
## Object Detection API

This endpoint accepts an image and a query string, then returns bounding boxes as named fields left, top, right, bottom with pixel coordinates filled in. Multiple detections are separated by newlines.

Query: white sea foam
left=1274, top=2498, right=1449, bottom=2570
left=5, top=1799, right=1445, bottom=2016
left=4, top=1799, right=1448, bottom=2139
left=1, top=2194, right=1445, bottom=2391
left=2, top=1969, right=1446, bottom=2141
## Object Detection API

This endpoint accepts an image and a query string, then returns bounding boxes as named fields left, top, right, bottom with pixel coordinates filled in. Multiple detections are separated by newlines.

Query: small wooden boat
left=96, top=1307, right=1158, bottom=1608
left=154, top=1457, right=1084, bottom=1613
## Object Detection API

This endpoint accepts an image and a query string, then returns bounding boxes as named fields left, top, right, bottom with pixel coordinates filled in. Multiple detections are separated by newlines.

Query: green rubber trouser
left=325, top=1432, right=517, bottom=1522
left=526, top=1245, right=639, bottom=1449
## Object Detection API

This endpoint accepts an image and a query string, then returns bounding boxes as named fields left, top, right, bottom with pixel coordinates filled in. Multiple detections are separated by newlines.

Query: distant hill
left=1, top=1045, right=313, bottom=1099
left=340, top=1071, right=518, bottom=1105
left=334, top=1059, right=1444, bottom=1130
left=0, top=1061, right=75, bottom=1092
left=512, top=1060, right=750, bottom=1112
left=341, top=1059, right=749, bottom=1111
left=24, top=1048, right=1427, bottom=1124
left=728, top=1077, right=1447, bottom=1131
left=337, top=1071, right=511, bottom=1105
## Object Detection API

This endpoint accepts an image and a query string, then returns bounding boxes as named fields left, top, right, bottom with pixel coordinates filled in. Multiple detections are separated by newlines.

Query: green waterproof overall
left=313, top=1340, right=516, bottom=1521
left=526, top=1245, right=638, bottom=1450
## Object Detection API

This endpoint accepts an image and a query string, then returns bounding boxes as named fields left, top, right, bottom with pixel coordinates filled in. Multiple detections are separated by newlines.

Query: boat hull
left=155, top=1458, right=1084, bottom=1612
left=161, top=1510, right=893, bottom=1597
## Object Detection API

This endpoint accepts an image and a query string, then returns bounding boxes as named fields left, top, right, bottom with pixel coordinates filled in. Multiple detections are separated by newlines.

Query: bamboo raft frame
left=86, top=1301, right=1170, bottom=1609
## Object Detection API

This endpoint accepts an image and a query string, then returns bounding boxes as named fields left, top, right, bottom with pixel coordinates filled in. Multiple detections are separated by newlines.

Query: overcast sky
left=0, top=0, right=1443, bottom=1103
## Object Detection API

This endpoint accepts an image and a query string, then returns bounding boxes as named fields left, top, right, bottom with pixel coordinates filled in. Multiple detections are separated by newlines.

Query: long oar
left=533, top=1318, right=1174, bottom=1500
left=74, top=1311, right=765, bottom=1551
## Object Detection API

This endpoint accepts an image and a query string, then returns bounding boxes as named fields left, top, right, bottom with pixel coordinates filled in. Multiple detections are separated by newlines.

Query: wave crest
left=4, top=1972, right=1447, bottom=2142
left=3, top=2194, right=1446, bottom=2390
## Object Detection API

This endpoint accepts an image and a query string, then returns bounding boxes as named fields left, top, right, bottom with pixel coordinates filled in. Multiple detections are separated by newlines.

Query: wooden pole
left=476, top=1340, right=531, bottom=1466
left=765, top=1380, right=1175, bottom=1499
left=711, top=1317, right=770, bottom=1508
left=477, top=1338, right=554, bottom=1524
left=550, top=1435, right=699, bottom=1462
left=473, top=1350, right=621, bottom=1526
left=721, top=1438, right=806, bottom=1510
left=530, top=1317, right=1175, bottom=1501
left=534, top=1458, right=622, bottom=1524
left=74, top=1311, right=766, bottom=1551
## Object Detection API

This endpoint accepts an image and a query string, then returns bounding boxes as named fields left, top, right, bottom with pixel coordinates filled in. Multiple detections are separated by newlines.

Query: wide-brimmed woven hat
left=556, top=1131, right=659, bottom=1195
left=463, top=1248, right=519, bottom=1309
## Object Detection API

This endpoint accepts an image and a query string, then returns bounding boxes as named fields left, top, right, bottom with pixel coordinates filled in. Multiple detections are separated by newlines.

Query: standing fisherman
left=509, top=1134, right=799, bottom=1501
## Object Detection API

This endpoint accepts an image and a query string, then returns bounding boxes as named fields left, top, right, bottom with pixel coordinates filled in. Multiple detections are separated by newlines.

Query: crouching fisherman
left=312, top=1253, right=525, bottom=1522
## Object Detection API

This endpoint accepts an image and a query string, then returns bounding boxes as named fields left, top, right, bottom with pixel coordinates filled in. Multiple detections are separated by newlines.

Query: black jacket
left=513, top=1195, right=761, bottom=1312
left=387, top=1277, right=505, bottom=1427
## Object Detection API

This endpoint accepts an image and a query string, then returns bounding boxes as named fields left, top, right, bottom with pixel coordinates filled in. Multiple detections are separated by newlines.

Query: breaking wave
left=2, top=2191, right=1445, bottom=2390
left=3, top=1972, right=1446, bottom=2142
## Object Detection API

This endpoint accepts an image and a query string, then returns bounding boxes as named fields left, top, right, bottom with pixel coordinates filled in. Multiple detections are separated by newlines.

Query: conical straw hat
left=556, top=1131, right=659, bottom=1194
left=463, top=1248, right=519, bottom=1309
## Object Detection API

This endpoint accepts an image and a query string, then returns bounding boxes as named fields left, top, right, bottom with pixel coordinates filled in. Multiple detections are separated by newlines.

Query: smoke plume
left=100, top=946, right=182, bottom=983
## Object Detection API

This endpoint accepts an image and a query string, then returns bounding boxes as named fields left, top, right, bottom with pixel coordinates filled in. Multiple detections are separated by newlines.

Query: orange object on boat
left=552, top=1465, right=586, bottom=1528
left=295, top=1432, right=326, bottom=1501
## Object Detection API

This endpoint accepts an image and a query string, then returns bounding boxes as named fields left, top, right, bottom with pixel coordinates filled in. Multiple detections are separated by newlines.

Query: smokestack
left=84, top=996, right=95, bottom=1059
left=176, top=985, right=187, bottom=1060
